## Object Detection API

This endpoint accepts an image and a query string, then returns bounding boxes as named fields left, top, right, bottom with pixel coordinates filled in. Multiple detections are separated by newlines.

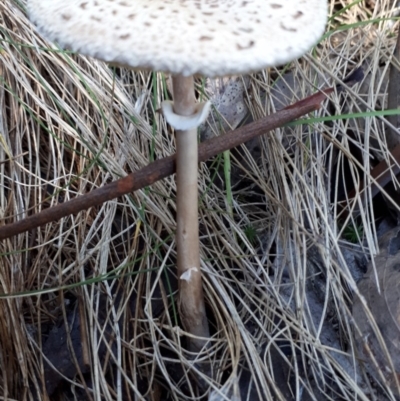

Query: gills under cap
left=28, top=0, right=328, bottom=77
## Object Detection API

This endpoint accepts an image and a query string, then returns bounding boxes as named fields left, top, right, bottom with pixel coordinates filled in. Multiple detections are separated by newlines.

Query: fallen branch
left=0, top=86, right=336, bottom=241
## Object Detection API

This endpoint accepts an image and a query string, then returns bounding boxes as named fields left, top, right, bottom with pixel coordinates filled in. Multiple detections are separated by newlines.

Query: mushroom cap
left=28, top=0, right=328, bottom=77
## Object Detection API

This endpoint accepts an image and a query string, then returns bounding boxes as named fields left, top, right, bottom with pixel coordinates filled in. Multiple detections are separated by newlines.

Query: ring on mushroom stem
left=161, top=100, right=212, bottom=131
left=28, top=0, right=327, bottom=390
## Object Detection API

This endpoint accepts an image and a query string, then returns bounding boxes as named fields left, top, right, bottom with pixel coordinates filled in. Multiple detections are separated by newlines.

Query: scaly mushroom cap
left=28, top=0, right=328, bottom=77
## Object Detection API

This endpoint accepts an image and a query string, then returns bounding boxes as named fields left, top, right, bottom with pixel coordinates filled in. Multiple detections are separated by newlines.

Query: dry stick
left=172, top=75, right=210, bottom=352
left=0, top=88, right=333, bottom=241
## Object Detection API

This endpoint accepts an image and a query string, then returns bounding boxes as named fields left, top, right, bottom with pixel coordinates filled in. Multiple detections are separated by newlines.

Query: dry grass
left=1, top=0, right=400, bottom=400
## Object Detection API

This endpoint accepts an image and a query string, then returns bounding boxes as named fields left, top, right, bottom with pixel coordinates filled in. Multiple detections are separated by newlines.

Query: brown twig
left=0, top=88, right=333, bottom=241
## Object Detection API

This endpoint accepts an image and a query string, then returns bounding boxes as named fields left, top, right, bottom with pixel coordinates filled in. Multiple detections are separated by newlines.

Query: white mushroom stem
left=171, top=75, right=210, bottom=352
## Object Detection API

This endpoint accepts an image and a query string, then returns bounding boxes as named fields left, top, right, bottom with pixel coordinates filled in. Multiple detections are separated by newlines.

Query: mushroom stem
left=172, top=75, right=210, bottom=352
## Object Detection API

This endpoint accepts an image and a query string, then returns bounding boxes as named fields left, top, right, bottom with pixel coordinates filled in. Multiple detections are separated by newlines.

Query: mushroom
left=28, top=0, right=328, bottom=354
